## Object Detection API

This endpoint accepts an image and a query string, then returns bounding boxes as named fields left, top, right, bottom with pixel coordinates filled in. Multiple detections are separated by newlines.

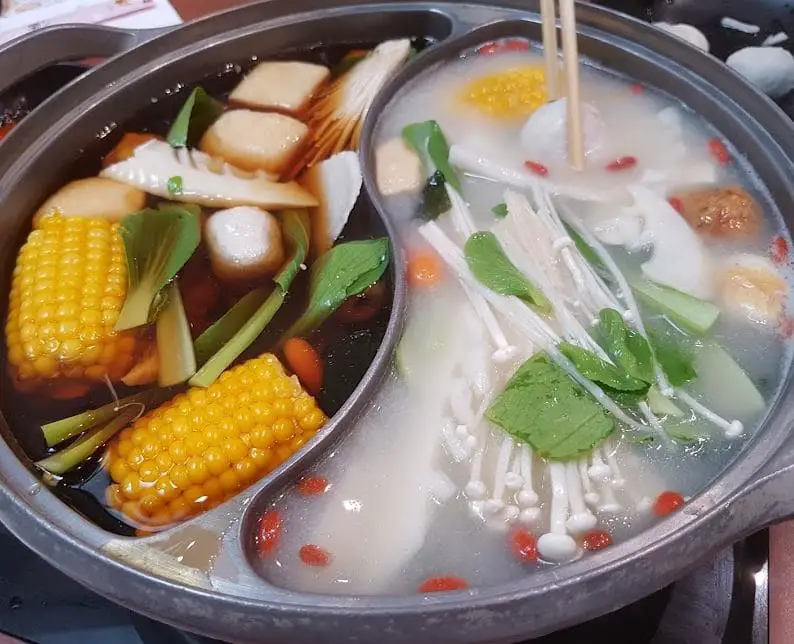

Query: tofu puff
left=229, top=61, right=331, bottom=116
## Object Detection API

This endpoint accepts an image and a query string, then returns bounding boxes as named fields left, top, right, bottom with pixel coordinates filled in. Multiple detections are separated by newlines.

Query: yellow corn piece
left=5, top=213, right=137, bottom=387
left=105, top=353, right=327, bottom=530
left=459, top=65, right=548, bottom=119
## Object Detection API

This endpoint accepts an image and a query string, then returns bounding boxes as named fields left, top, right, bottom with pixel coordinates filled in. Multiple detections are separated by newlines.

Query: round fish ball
left=652, top=22, right=710, bottom=53
left=726, top=46, right=794, bottom=98
left=204, top=206, right=285, bottom=282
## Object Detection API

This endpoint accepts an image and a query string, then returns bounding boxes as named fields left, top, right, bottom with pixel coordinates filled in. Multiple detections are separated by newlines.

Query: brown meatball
left=672, top=186, right=762, bottom=238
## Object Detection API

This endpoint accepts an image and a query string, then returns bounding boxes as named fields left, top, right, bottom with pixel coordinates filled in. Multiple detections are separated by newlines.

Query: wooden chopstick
left=558, top=0, right=585, bottom=170
left=540, top=0, right=560, bottom=101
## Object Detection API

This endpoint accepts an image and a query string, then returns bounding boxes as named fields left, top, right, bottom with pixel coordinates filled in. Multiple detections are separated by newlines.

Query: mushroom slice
left=204, top=206, right=285, bottom=282
left=301, top=151, right=362, bottom=258
left=717, top=254, right=787, bottom=326
left=101, top=139, right=318, bottom=210
left=229, top=61, right=330, bottom=116
left=34, top=177, right=146, bottom=225
left=200, top=110, right=309, bottom=176
left=285, top=39, right=413, bottom=179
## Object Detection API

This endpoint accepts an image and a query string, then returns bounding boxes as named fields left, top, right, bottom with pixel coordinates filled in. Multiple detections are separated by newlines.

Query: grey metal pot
left=1, top=2, right=794, bottom=643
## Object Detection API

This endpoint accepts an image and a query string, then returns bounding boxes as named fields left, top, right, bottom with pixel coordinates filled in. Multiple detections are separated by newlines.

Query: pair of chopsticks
left=540, top=0, right=584, bottom=170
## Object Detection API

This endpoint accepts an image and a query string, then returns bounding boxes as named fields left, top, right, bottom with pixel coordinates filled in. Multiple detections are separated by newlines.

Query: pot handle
left=0, top=24, right=165, bottom=99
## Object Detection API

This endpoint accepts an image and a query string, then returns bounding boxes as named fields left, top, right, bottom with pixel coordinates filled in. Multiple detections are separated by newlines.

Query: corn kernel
left=460, top=65, right=548, bottom=119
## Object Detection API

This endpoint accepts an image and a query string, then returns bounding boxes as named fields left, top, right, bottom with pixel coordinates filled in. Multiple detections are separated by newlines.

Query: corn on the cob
left=105, top=353, right=327, bottom=530
left=459, top=65, right=548, bottom=119
left=5, top=213, right=138, bottom=387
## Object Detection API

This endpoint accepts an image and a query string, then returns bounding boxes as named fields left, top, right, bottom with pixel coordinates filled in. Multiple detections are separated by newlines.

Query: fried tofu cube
left=205, top=206, right=285, bottom=282
left=200, top=110, right=309, bottom=176
left=375, top=137, right=423, bottom=196
left=230, top=61, right=330, bottom=115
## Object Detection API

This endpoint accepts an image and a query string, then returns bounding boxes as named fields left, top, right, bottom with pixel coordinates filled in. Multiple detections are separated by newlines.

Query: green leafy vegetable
left=646, top=384, right=685, bottom=417
left=464, top=231, right=552, bottom=315
left=402, top=120, right=461, bottom=192
left=332, top=50, right=369, bottom=77
left=115, top=204, right=201, bottom=331
left=280, top=237, right=390, bottom=343
left=558, top=343, right=648, bottom=392
left=563, top=223, right=611, bottom=280
left=486, top=354, right=615, bottom=461
left=419, top=170, right=451, bottom=220
left=167, top=87, right=225, bottom=148
left=647, top=329, right=697, bottom=387
left=630, top=277, right=719, bottom=335
left=666, top=424, right=705, bottom=444
left=491, top=203, right=508, bottom=218
left=193, top=288, right=269, bottom=366
left=597, top=309, right=655, bottom=384
left=190, top=210, right=310, bottom=387
left=41, top=389, right=171, bottom=448
left=36, top=405, right=141, bottom=476
left=156, top=281, right=196, bottom=386
left=167, top=176, right=183, bottom=195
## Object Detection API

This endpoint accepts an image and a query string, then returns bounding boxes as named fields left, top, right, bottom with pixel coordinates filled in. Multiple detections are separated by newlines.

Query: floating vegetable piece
left=375, top=137, right=423, bottom=197
left=406, top=246, right=444, bottom=288
left=647, top=329, right=697, bottom=387
left=492, top=202, right=508, bottom=218
left=37, top=405, right=141, bottom=477
left=33, top=177, right=146, bottom=225
left=280, top=238, right=391, bottom=343
left=628, top=185, right=714, bottom=299
left=105, top=353, right=327, bottom=530
left=193, top=288, right=269, bottom=367
left=652, top=22, right=710, bottom=51
left=155, top=281, right=196, bottom=387
left=630, top=277, right=720, bottom=336
left=229, top=61, right=330, bottom=115
left=5, top=214, right=138, bottom=388
left=104, top=132, right=161, bottom=167
left=402, top=120, right=461, bottom=192
left=672, top=185, right=762, bottom=239
left=419, top=170, right=452, bottom=221
left=101, top=140, right=318, bottom=210
left=717, top=253, right=787, bottom=326
left=460, top=65, right=548, bottom=119
left=300, top=151, right=362, bottom=258
left=283, top=337, right=324, bottom=394
left=190, top=210, right=310, bottom=387
left=200, top=110, right=309, bottom=175
left=204, top=206, right=285, bottom=281
left=646, top=384, right=685, bottom=417
left=486, top=354, right=616, bottom=461
left=597, top=309, right=655, bottom=385
left=694, top=342, right=765, bottom=421
left=121, top=344, right=159, bottom=387
left=286, top=39, right=412, bottom=179
left=558, top=343, right=649, bottom=393
left=115, top=204, right=201, bottom=331
left=167, top=86, right=225, bottom=148
left=464, top=231, right=552, bottom=315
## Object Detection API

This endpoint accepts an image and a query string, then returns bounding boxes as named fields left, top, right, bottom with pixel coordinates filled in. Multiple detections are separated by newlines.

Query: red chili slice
left=418, top=576, right=469, bottom=593
left=605, top=156, right=638, bottom=172
left=297, top=476, right=329, bottom=496
left=299, top=544, right=331, bottom=567
left=524, top=160, right=549, bottom=177
left=629, top=83, right=644, bottom=94
left=509, top=528, right=538, bottom=562
left=653, top=491, right=685, bottom=517
left=668, top=196, right=683, bottom=214
left=582, top=530, right=613, bottom=551
left=257, top=510, right=282, bottom=556
left=771, top=236, right=789, bottom=265
left=708, top=138, right=731, bottom=165
left=477, top=42, right=500, bottom=55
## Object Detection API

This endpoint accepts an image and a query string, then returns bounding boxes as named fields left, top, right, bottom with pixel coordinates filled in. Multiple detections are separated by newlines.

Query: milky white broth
left=253, top=47, right=792, bottom=595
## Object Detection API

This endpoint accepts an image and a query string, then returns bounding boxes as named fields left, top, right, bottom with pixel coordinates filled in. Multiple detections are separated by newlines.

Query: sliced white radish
left=628, top=184, right=714, bottom=299
left=101, top=139, right=318, bottom=210
left=204, top=206, right=285, bottom=281
left=300, top=151, right=362, bottom=258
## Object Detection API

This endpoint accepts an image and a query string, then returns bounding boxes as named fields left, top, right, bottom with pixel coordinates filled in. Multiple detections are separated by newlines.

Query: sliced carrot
left=418, top=576, right=469, bottom=593
left=103, top=132, right=160, bottom=167
left=283, top=337, right=323, bottom=394
left=406, top=248, right=444, bottom=288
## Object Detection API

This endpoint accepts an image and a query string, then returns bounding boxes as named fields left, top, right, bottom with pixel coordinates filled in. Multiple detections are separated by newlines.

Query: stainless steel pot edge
left=0, top=2, right=792, bottom=643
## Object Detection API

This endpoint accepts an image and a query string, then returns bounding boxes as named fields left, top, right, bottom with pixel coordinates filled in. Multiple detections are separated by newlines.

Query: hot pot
left=1, top=1, right=794, bottom=642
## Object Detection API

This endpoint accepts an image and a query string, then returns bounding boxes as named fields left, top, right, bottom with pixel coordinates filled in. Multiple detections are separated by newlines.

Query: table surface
left=13, top=0, right=789, bottom=642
